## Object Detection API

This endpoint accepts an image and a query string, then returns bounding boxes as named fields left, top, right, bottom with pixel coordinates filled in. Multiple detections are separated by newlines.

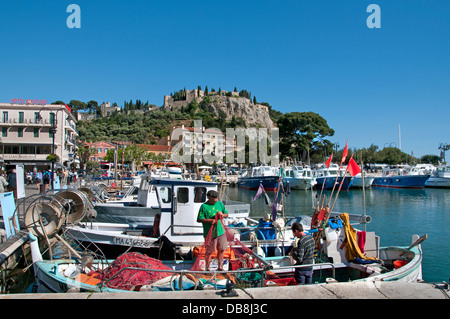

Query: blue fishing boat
left=372, top=166, right=430, bottom=189
left=312, top=164, right=353, bottom=190
left=237, top=166, right=280, bottom=190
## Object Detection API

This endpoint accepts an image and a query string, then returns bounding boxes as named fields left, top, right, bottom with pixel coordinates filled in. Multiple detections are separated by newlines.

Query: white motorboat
left=426, top=165, right=450, bottom=188
left=351, top=172, right=374, bottom=188
left=64, top=176, right=253, bottom=257
left=283, top=165, right=316, bottom=190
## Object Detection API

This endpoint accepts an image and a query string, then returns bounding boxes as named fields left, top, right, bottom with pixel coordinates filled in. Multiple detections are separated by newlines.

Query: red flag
left=325, top=153, right=333, bottom=168
left=341, top=140, right=348, bottom=164
left=347, top=156, right=361, bottom=177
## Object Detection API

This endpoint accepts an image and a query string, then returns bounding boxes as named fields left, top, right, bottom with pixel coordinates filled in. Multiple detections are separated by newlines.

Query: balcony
left=65, top=135, right=77, bottom=146
left=0, top=117, right=53, bottom=127
left=64, top=121, right=79, bottom=135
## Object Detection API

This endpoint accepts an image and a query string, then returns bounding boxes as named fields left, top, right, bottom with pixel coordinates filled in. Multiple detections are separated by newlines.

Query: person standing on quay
left=0, top=171, right=8, bottom=193
left=36, top=170, right=43, bottom=191
left=6, top=169, right=17, bottom=198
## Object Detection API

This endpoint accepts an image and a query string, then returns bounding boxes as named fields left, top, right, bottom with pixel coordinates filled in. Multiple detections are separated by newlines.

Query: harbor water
left=225, top=186, right=450, bottom=284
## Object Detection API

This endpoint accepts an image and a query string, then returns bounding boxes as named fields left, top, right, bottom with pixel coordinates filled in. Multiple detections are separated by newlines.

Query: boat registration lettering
left=113, top=237, right=151, bottom=248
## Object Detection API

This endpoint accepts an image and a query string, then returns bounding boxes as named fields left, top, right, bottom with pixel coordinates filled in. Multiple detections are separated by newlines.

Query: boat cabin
left=285, top=166, right=313, bottom=179
left=246, top=166, right=279, bottom=177
left=313, top=164, right=346, bottom=177
left=136, top=175, right=249, bottom=237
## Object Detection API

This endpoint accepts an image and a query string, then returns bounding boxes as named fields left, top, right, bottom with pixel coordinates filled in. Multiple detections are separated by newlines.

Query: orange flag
left=347, top=156, right=361, bottom=177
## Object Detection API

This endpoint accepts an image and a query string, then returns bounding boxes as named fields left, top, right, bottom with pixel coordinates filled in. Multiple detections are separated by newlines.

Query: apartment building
left=169, top=125, right=236, bottom=164
left=83, top=141, right=117, bottom=162
left=0, top=102, right=78, bottom=171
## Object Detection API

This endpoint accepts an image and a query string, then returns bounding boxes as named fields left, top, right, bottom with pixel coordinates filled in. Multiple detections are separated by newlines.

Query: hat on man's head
left=207, top=190, right=219, bottom=198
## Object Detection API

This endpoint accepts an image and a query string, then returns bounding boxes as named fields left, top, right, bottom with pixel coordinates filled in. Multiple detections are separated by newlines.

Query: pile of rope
left=96, top=252, right=173, bottom=290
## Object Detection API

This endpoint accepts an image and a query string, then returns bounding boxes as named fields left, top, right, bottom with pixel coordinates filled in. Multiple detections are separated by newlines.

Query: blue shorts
left=294, top=268, right=313, bottom=284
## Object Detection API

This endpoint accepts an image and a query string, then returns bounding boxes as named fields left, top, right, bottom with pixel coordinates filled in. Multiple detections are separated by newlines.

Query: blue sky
left=1, top=1, right=449, bottom=158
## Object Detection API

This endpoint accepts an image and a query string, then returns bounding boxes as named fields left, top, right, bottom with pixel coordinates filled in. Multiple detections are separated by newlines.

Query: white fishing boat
left=351, top=172, right=374, bottom=188
left=425, top=165, right=450, bottom=188
left=29, top=212, right=425, bottom=293
left=407, top=164, right=436, bottom=176
left=283, top=165, right=316, bottom=190
left=63, top=177, right=253, bottom=257
left=84, top=174, right=249, bottom=224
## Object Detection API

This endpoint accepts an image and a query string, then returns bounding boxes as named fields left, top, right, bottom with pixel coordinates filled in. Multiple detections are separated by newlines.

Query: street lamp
left=36, top=107, right=65, bottom=189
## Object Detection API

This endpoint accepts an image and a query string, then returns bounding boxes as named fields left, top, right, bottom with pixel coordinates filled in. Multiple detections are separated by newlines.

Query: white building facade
left=0, top=102, right=78, bottom=171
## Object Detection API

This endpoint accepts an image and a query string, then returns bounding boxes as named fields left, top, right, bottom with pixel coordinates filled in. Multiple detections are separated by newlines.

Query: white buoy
left=274, top=246, right=282, bottom=256
left=29, top=232, right=42, bottom=263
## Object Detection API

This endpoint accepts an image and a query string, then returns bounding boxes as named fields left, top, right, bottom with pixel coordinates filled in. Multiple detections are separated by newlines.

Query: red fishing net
left=92, top=215, right=264, bottom=291
left=96, top=252, right=173, bottom=290
left=190, top=214, right=263, bottom=272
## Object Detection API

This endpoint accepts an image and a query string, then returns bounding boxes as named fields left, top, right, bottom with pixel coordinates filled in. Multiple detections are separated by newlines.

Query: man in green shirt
left=197, top=190, right=229, bottom=271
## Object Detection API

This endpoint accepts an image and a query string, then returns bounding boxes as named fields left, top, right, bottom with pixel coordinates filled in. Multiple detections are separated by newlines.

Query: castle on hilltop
left=163, top=88, right=239, bottom=109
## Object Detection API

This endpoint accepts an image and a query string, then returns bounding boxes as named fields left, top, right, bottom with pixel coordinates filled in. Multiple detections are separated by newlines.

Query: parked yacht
left=237, top=165, right=280, bottom=190
left=351, top=172, right=374, bottom=188
left=312, top=164, right=353, bottom=190
left=372, top=165, right=430, bottom=189
left=283, top=165, right=316, bottom=190
left=426, top=165, right=450, bottom=188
